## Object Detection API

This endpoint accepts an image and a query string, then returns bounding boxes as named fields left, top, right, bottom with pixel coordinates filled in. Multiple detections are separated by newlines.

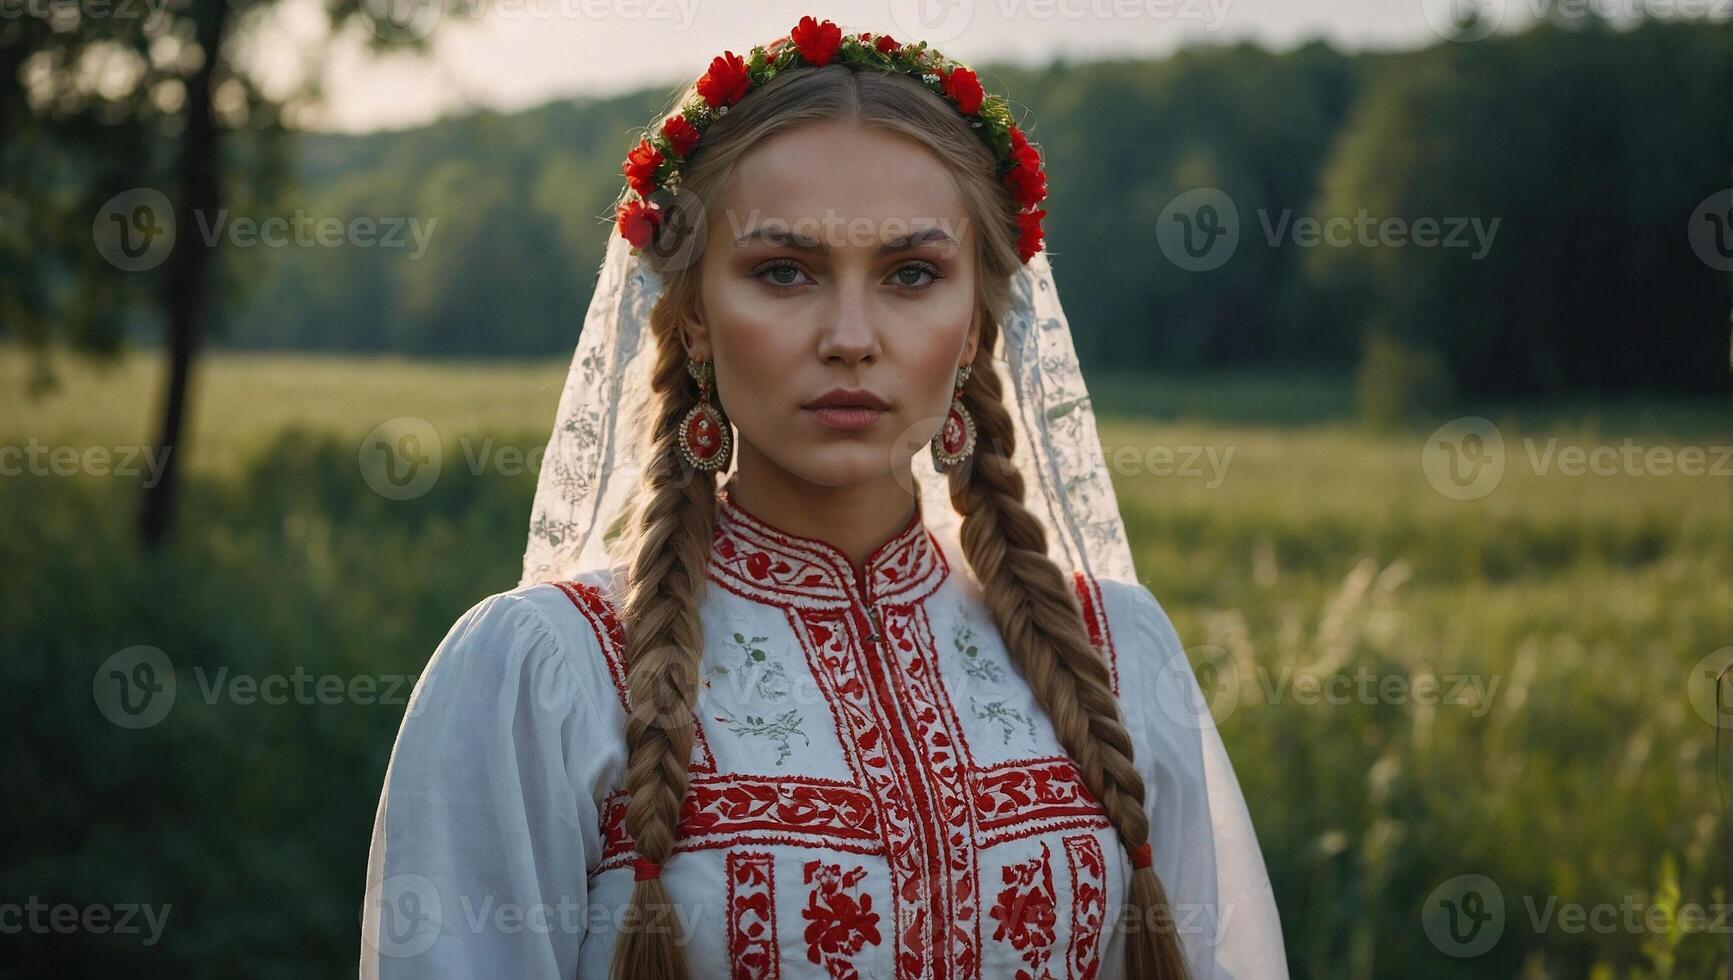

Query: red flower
left=1004, top=160, right=1046, bottom=209
left=622, top=138, right=662, bottom=198
left=790, top=15, right=842, bottom=65
left=697, top=50, right=751, bottom=107
left=802, top=860, right=882, bottom=967
left=1016, top=208, right=1046, bottom=262
left=1010, top=126, right=1041, bottom=171
left=661, top=114, right=700, bottom=156
left=874, top=33, right=899, bottom=54
left=616, top=199, right=661, bottom=249
left=941, top=65, right=984, bottom=114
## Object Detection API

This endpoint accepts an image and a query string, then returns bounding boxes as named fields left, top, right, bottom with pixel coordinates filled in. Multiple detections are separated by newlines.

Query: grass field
left=3, top=345, right=1727, bottom=979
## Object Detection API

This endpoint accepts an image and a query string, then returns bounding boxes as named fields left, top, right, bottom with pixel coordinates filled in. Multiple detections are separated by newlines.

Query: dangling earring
left=678, top=357, right=732, bottom=471
left=930, top=364, right=976, bottom=471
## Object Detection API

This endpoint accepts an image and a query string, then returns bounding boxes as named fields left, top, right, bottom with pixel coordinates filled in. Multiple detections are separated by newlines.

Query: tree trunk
left=139, top=3, right=229, bottom=549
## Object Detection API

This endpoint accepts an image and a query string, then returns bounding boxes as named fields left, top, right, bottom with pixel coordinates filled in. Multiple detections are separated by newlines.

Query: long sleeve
left=360, top=589, right=596, bottom=980
left=1112, top=579, right=1291, bottom=980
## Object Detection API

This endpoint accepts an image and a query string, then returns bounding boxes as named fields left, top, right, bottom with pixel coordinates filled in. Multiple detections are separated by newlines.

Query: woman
left=360, top=17, right=1287, bottom=980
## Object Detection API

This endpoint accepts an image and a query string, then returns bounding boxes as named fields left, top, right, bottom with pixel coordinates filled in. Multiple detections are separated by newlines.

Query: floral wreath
left=615, top=15, right=1049, bottom=263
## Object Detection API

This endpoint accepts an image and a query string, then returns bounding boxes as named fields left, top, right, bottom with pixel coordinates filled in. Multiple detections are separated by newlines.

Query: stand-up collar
left=710, top=481, right=949, bottom=611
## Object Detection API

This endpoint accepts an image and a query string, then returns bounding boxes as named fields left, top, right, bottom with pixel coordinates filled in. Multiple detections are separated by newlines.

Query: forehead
left=718, top=120, right=969, bottom=237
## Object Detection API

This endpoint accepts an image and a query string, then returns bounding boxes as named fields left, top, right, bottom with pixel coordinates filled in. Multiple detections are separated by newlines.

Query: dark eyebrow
left=730, top=224, right=958, bottom=255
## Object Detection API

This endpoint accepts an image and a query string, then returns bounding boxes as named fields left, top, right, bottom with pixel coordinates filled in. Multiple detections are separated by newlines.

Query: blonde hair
left=608, top=60, right=1192, bottom=980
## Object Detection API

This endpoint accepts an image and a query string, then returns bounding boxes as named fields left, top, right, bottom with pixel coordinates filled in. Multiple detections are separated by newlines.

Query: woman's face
left=682, top=119, right=981, bottom=493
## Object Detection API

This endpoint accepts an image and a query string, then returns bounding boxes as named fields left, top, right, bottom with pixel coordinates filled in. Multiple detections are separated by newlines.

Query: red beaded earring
left=677, top=357, right=731, bottom=471
left=930, top=364, right=976, bottom=471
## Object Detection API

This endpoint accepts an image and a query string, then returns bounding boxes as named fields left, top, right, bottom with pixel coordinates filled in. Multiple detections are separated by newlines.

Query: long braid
left=609, top=321, right=717, bottom=980
left=950, top=327, right=1193, bottom=980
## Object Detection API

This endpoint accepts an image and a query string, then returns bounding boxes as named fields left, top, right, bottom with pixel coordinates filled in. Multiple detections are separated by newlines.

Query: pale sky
left=242, top=0, right=1625, bottom=132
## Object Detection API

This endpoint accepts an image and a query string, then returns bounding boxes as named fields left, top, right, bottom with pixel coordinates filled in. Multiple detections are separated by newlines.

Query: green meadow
left=2, top=347, right=1725, bottom=978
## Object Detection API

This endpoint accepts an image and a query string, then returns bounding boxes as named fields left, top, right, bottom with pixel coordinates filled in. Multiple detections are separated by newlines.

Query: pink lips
left=807, top=407, right=883, bottom=430
left=804, top=387, right=891, bottom=432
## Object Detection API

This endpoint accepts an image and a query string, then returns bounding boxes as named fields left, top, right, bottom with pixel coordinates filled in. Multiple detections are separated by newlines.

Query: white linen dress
left=359, top=484, right=1289, bottom=979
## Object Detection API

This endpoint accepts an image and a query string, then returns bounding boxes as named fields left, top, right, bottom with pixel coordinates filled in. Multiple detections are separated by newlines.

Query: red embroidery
left=569, top=491, right=1131, bottom=980
left=1071, top=571, right=1119, bottom=697
left=974, top=757, right=1112, bottom=844
left=728, top=851, right=780, bottom=979
left=871, top=602, right=982, bottom=977
left=989, top=841, right=1059, bottom=980
left=596, top=775, right=882, bottom=869
left=787, top=602, right=935, bottom=980
left=554, top=579, right=716, bottom=773
left=803, top=859, right=883, bottom=979
left=1063, top=834, right=1108, bottom=980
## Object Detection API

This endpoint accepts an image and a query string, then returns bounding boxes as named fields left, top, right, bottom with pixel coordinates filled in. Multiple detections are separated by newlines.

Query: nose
left=815, top=279, right=880, bottom=366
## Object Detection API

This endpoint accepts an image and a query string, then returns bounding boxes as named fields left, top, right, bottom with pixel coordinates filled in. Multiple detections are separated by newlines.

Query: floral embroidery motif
left=713, top=708, right=812, bottom=766
left=971, top=694, right=1037, bottom=747
left=802, top=860, right=882, bottom=979
left=954, top=619, right=1005, bottom=683
left=989, top=841, right=1059, bottom=979
left=708, top=630, right=794, bottom=703
left=1064, top=834, right=1108, bottom=980
left=728, top=851, right=781, bottom=980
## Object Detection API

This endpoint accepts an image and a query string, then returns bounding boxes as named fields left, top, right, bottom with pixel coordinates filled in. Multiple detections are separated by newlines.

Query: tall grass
left=2, top=347, right=1726, bottom=977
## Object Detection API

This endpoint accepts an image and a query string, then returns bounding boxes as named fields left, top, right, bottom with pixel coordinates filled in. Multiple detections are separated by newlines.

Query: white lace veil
left=519, top=231, right=1137, bottom=590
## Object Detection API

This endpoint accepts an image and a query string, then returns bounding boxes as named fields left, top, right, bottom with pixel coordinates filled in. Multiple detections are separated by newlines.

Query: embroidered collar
left=710, top=481, right=949, bottom=611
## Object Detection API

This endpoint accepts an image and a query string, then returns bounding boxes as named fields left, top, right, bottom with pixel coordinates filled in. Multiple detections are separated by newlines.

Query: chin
left=779, top=444, right=908, bottom=488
